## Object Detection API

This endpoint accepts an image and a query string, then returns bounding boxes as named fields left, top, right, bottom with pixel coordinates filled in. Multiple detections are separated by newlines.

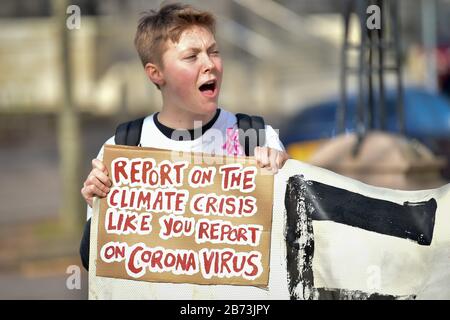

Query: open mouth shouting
left=198, top=79, right=218, bottom=98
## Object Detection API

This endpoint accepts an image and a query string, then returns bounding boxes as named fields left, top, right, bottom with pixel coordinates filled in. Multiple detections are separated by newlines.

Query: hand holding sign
left=81, top=159, right=112, bottom=207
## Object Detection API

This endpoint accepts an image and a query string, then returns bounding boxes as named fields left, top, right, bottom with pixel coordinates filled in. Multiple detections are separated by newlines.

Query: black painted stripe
left=284, top=175, right=436, bottom=299
left=299, top=178, right=437, bottom=246
left=285, top=176, right=316, bottom=299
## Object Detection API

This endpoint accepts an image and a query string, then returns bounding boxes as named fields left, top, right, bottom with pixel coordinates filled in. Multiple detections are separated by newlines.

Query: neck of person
left=157, top=104, right=217, bottom=130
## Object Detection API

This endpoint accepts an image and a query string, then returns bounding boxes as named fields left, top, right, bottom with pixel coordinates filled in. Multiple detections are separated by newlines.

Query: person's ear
left=144, top=62, right=165, bottom=88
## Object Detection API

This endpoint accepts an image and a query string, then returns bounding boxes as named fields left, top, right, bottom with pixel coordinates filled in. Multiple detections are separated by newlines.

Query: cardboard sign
left=94, top=145, right=274, bottom=286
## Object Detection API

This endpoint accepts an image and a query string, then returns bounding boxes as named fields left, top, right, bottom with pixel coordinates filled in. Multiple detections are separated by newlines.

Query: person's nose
left=200, top=54, right=215, bottom=73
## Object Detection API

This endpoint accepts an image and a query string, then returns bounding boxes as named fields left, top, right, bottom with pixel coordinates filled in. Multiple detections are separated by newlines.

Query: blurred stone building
left=1, top=0, right=449, bottom=121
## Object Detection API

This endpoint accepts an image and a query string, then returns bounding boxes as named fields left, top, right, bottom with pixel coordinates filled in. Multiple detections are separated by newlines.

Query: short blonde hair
left=134, top=3, right=216, bottom=68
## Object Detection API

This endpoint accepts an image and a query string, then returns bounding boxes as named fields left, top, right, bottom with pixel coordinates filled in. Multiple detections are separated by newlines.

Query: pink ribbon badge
left=222, top=128, right=244, bottom=156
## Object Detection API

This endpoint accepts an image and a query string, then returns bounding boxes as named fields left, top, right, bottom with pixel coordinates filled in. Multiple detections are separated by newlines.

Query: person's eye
left=184, top=54, right=197, bottom=60
left=210, top=50, right=220, bottom=56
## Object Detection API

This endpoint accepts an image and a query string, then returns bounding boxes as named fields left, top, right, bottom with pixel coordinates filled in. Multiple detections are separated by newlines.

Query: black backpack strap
left=79, top=218, right=91, bottom=270
left=250, top=115, right=266, bottom=147
left=114, top=117, right=146, bottom=146
left=236, top=113, right=266, bottom=156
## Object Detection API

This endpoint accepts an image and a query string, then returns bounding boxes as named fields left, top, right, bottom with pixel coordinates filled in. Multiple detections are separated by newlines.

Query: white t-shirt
left=87, top=108, right=284, bottom=219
